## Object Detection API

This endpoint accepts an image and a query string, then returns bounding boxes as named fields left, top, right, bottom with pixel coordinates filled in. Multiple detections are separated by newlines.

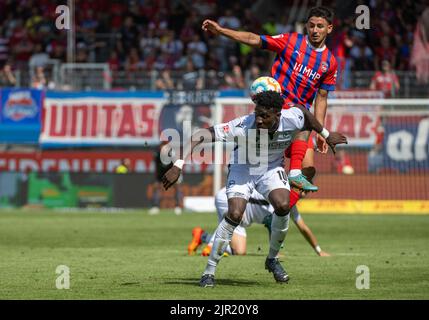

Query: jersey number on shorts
left=277, top=170, right=287, bottom=185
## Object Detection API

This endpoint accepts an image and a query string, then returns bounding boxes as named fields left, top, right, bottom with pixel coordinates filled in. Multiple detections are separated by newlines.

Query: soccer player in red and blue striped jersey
left=203, top=6, right=338, bottom=191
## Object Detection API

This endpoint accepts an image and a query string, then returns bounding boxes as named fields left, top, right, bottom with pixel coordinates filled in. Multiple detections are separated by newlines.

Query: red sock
left=289, top=140, right=308, bottom=171
left=289, top=190, right=300, bottom=208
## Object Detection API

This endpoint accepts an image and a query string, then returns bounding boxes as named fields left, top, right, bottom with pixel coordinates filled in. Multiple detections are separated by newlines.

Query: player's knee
left=273, top=200, right=290, bottom=216
left=226, top=210, right=243, bottom=224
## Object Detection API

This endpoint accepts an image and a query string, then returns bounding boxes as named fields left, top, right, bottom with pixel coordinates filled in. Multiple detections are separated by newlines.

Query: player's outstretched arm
left=294, top=105, right=348, bottom=154
left=162, top=127, right=216, bottom=190
left=293, top=218, right=331, bottom=257
left=202, top=19, right=262, bottom=48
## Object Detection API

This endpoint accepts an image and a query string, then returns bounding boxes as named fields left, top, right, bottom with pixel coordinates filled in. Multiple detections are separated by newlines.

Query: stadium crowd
left=0, top=0, right=427, bottom=89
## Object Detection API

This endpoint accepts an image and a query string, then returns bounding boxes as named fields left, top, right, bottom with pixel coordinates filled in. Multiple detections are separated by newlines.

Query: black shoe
left=199, top=274, right=215, bottom=288
left=265, top=258, right=289, bottom=283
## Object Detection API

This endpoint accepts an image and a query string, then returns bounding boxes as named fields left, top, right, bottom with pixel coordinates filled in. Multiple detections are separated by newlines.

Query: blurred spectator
left=75, top=42, right=89, bottom=63
left=349, top=37, right=374, bottom=71
left=374, top=36, right=397, bottom=71
left=249, top=64, right=262, bottom=81
left=155, top=69, right=175, bottom=90
left=217, top=9, right=241, bottom=71
left=121, top=16, right=139, bottom=53
left=108, top=50, right=120, bottom=72
left=160, top=30, right=184, bottom=62
left=125, top=47, right=142, bottom=72
left=31, top=66, right=47, bottom=89
left=192, top=0, right=216, bottom=17
left=29, top=44, right=49, bottom=69
left=370, top=60, right=400, bottom=98
left=187, top=34, right=207, bottom=69
left=180, top=18, right=197, bottom=45
left=180, top=58, right=203, bottom=90
left=231, top=64, right=245, bottom=89
left=331, top=19, right=353, bottom=89
left=115, top=158, right=131, bottom=174
left=0, top=0, right=425, bottom=91
left=139, top=28, right=161, bottom=59
left=0, top=27, right=9, bottom=66
left=368, top=118, right=385, bottom=174
left=262, top=13, right=277, bottom=35
left=0, top=62, right=16, bottom=87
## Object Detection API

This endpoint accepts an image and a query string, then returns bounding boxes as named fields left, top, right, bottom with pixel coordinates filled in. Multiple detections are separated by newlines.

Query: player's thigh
left=256, top=167, right=290, bottom=214
left=226, top=166, right=254, bottom=201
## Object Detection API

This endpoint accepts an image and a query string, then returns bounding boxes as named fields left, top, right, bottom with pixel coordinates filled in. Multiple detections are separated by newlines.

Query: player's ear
left=327, top=23, right=333, bottom=34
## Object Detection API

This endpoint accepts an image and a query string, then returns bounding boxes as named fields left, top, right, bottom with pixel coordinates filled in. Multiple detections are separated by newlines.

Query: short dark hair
left=307, top=6, right=334, bottom=24
left=253, top=91, right=284, bottom=112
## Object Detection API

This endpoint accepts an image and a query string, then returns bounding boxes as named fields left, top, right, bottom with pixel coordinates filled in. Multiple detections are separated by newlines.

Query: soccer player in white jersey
left=188, top=167, right=330, bottom=257
left=162, top=90, right=347, bottom=287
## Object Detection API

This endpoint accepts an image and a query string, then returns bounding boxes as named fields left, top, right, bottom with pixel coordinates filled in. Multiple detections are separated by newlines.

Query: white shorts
left=226, top=165, right=290, bottom=201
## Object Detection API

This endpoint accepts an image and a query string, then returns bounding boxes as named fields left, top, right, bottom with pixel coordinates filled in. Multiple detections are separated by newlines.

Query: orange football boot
left=188, top=227, right=204, bottom=255
left=201, top=244, right=212, bottom=256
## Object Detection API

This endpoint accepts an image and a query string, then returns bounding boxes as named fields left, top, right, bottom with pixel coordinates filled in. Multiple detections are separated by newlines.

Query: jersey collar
left=305, top=35, right=326, bottom=52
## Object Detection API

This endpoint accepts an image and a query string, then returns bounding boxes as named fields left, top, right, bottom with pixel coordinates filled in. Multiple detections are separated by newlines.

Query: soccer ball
left=250, top=76, right=282, bottom=101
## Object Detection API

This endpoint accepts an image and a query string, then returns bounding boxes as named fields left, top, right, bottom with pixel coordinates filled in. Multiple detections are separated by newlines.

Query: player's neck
left=306, top=35, right=326, bottom=51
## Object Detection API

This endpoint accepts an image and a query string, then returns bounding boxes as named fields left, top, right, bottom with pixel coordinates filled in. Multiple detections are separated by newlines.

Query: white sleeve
left=281, top=107, right=305, bottom=131
left=213, top=115, right=251, bottom=142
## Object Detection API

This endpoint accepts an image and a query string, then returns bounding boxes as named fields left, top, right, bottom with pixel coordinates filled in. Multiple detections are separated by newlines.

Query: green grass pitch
left=0, top=209, right=428, bottom=299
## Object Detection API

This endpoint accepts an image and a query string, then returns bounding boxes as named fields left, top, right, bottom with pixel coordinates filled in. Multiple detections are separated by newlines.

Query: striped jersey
left=260, top=32, right=338, bottom=110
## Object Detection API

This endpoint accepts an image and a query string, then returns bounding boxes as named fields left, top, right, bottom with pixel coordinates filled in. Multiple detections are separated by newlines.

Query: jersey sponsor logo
left=272, top=34, right=284, bottom=39
left=293, top=62, right=321, bottom=81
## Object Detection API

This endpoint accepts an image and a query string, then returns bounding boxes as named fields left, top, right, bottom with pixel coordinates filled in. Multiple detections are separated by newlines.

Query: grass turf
left=0, top=209, right=428, bottom=299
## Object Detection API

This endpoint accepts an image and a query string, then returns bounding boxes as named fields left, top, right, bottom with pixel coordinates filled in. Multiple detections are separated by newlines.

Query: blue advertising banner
left=0, top=88, right=43, bottom=143
left=382, top=115, right=429, bottom=172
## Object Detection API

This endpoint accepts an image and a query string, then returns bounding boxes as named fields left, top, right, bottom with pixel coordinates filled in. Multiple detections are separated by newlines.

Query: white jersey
left=213, top=107, right=305, bottom=174
left=215, top=187, right=301, bottom=237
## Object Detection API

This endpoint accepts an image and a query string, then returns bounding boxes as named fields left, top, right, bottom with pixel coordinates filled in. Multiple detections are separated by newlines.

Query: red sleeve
left=260, top=33, right=290, bottom=53
left=320, top=56, right=338, bottom=91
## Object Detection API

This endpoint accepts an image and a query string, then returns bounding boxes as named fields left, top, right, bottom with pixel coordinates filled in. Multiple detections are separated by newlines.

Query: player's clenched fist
left=325, top=132, right=348, bottom=154
left=202, top=19, right=221, bottom=35
left=161, top=166, right=181, bottom=190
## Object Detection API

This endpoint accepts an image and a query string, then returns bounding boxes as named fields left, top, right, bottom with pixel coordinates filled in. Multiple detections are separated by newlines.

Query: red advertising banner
left=0, top=152, right=154, bottom=173
left=40, top=94, right=164, bottom=146
left=0, top=151, right=213, bottom=173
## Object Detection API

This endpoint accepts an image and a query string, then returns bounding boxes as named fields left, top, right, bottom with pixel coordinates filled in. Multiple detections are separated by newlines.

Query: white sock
left=204, top=218, right=237, bottom=275
left=224, top=245, right=233, bottom=255
left=268, top=213, right=290, bottom=259
left=208, top=231, right=234, bottom=255
left=289, top=169, right=302, bottom=177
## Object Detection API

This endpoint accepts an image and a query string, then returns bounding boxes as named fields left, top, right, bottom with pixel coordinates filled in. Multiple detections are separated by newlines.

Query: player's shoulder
left=280, top=107, right=304, bottom=121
